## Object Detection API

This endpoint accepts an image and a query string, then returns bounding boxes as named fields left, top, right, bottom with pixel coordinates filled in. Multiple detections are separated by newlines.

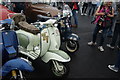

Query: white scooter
left=11, top=14, right=71, bottom=77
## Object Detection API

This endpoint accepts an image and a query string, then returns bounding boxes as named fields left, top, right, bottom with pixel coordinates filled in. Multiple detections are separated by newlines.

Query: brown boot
left=71, top=25, right=77, bottom=28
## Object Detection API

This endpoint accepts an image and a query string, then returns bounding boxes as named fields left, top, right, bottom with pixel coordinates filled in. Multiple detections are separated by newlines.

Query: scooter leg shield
left=41, top=50, right=71, bottom=63
left=0, top=58, right=34, bottom=76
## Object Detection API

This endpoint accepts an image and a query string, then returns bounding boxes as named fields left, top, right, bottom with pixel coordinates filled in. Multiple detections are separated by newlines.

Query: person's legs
left=92, top=4, right=97, bottom=16
left=72, top=10, right=78, bottom=26
left=110, top=23, right=119, bottom=46
left=88, top=24, right=101, bottom=46
left=99, top=28, right=108, bottom=46
left=93, top=25, right=101, bottom=43
left=84, top=3, right=88, bottom=15
left=98, top=27, right=108, bottom=52
left=108, top=49, right=120, bottom=72
left=82, top=3, right=85, bottom=14
left=115, top=49, right=120, bottom=69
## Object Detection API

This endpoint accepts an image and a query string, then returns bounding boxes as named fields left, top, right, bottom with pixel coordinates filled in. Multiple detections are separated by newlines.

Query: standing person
left=68, top=1, right=79, bottom=27
left=107, top=2, right=120, bottom=49
left=88, top=2, right=114, bottom=52
left=108, top=3, right=120, bottom=72
left=108, top=47, right=120, bottom=72
left=107, top=2, right=117, bottom=37
left=88, top=0, right=98, bottom=16
left=81, top=0, right=89, bottom=16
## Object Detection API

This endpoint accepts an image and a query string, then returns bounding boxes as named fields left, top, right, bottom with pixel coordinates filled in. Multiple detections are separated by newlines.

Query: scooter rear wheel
left=65, top=40, right=79, bottom=53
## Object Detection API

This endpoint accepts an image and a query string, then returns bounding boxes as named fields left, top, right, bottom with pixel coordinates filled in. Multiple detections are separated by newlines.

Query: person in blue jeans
left=68, top=2, right=79, bottom=27
left=88, top=2, right=114, bottom=52
left=72, top=9, right=78, bottom=27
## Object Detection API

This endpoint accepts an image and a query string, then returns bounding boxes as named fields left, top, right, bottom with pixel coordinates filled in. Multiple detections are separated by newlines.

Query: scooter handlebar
left=31, top=22, right=40, bottom=25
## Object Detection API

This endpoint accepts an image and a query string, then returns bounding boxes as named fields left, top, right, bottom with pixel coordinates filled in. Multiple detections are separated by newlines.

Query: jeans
left=115, top=49, right=120, bottom=69
left=72, top=10, right=78, bottom=26
left=110, top=23, right=120, bottom=47
left=92, top=24, right=108, bottom=46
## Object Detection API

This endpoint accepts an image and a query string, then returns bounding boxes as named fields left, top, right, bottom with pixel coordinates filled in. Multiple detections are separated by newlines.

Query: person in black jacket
left=107, top=2, right=120, bottom=49
left=108, top=2, right=120, bottom=73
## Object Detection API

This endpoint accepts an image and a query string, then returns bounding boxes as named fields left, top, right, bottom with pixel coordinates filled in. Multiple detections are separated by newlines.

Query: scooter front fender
left=67, top=33, right=80, bottom=41
left=0, top=58, right=34, bottom=76
left=41, top=50, right=71, bottom=63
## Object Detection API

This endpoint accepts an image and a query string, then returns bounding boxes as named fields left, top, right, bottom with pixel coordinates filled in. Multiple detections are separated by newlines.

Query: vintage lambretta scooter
left=0, top=19, right=34, bottom=80
left=57, top=4, right=80, bottom=53
left=37, top=4, right=79, bottom=53
left=11, top=14, right=71, bottom=77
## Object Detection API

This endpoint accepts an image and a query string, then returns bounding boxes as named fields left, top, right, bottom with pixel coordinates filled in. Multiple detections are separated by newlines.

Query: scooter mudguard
left=41, top=50, right=71, bottom=63
left=0, top=58, right=34, bottom=76
left=67, top=33, right=80, bottom=41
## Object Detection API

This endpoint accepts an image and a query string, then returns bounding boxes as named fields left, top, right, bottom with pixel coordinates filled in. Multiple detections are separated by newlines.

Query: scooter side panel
left=41, top=50, right=70, bottom=63
left=16, top=30, right=41, bottom=59
left=40, top=28, right=50, bottom=56
left=0, top=58, right=34, bottom=76
left=16, top=30, right=40, bottom=50
left=48, top=27, right=61, bottom=50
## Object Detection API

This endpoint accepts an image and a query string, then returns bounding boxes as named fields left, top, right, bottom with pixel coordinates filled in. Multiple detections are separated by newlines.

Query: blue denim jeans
left=72, top=10, right=78, bottom=26
left=92, top=24, right=108, bottom=46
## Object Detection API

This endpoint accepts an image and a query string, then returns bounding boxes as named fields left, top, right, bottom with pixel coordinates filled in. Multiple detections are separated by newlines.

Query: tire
left=50, top=61, right=69, bottom=78
left=65, top=40, right=79, bottom=53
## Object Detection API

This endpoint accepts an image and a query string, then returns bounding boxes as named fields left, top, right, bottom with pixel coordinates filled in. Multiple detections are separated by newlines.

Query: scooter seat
left=18, top=21, right=40, bottom=35
left=37, top=15, right=52, bottom=22
left=39, top=19, right=57, bottom=25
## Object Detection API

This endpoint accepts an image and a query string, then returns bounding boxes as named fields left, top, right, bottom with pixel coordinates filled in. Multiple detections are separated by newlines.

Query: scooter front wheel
left=50, top=61, right=69, bottom=77
left=65, top=40, right=79, bottom=53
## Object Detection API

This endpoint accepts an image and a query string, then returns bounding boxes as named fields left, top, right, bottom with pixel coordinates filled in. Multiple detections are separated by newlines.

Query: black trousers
left=110, top=23, right=120, bottom=47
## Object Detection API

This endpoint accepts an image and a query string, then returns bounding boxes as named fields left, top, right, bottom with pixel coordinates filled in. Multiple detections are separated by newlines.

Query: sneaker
left=108, top=65, right=119, bottom=72
left=99, top=30, right=103, bottom=33
left=84, top=13, right=87, bottom=16
left=81, top=13, right=83, bottom=15
left=98, top=46, right=104, bottom=52
left=106, top=44, right=114, bottom=49
left=88, top=41, right=96, bottom=46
